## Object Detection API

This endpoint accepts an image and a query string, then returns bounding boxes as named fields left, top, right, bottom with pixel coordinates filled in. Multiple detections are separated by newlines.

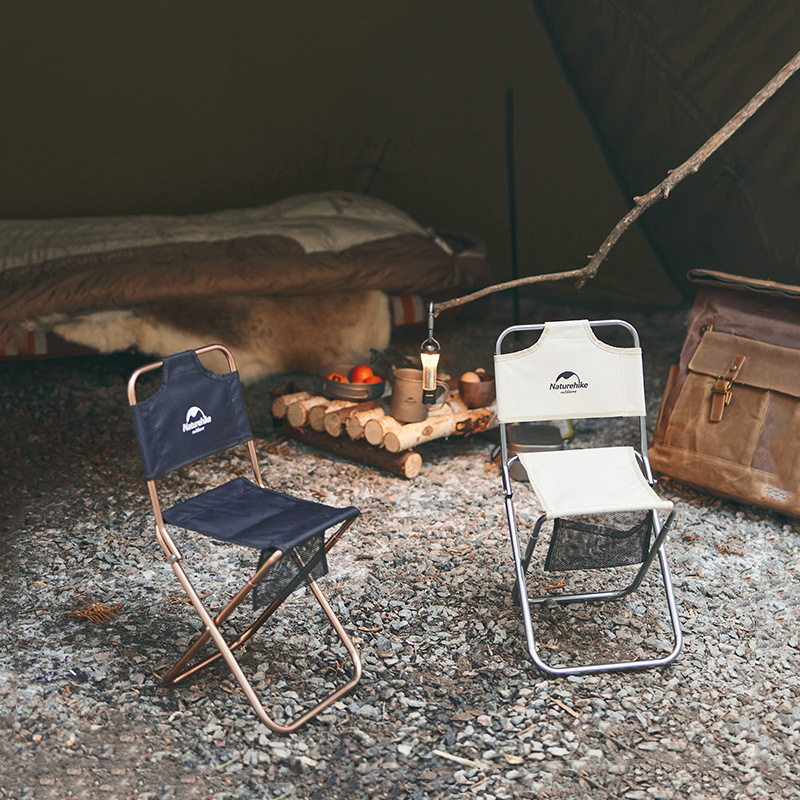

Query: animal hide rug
left=50, top=290, right=391, bottom=382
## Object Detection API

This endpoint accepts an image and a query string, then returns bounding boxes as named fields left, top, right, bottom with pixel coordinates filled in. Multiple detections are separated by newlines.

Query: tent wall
left=17, top=3, right=800, bottom=308
left=535, top=0, right=800, bottom=297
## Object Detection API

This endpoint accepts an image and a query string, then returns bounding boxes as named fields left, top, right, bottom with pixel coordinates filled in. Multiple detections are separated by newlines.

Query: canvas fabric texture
left=518, top=447, right=672, bottom=519
left=129, top=350, right=252, bottom=480
left=494, top=320, right=646, bottom=423
left=649, top=270, right=800, bottom=517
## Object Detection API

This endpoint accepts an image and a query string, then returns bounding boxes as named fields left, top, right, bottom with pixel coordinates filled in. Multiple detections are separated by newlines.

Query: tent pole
left=506, top=86, right=520, bottom=326
left=354, top=138, right=392, bottom=196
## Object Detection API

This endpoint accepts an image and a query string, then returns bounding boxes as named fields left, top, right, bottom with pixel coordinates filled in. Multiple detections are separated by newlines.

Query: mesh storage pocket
left=252, top=532, right=328, bottom=609
left=544, top=511, right=652, bottom=572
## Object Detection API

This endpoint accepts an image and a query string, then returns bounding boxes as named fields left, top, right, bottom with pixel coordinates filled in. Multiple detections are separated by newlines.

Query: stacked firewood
left=271, top=389, right=496, bottom=478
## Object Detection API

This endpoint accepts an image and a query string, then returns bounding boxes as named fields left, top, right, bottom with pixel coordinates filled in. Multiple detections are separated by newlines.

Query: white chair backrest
left=494, top=319, right=646, bottom=423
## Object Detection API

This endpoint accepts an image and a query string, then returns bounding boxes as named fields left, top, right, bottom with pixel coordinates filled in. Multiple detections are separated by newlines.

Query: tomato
left=350, top=364, right=375, bottom=383
left=326, top=372, right=348, bottom=383
left=363, top=375, right=383, bottom=384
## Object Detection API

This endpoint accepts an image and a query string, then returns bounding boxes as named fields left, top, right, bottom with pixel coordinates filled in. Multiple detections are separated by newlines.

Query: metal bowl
left=319, top=363, right=386, bottom=400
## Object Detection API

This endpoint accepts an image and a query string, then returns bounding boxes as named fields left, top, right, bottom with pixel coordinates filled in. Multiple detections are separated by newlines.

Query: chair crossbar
left=162, top=516, right=356, bottom=686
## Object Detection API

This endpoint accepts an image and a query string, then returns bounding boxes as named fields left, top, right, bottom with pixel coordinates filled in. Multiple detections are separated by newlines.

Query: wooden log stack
left=271, top=390, right=312, bottom=420
left=272, top=388, right=496, bottom=478
left=382, top=407, right=496, bottom=452
left=325, top=399, right=388, bottom=438
left=345, top=404, right=387, bottom=440
left=283, top=423, right=423, bottom=479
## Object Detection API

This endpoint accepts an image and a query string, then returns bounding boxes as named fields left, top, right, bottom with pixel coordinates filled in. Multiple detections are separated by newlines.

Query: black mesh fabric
left=252, top=532, right=328, bottom=609
left=544, top=511, right=652, bottom=572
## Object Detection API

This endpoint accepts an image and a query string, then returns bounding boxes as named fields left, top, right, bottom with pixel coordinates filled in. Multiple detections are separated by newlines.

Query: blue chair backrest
left=130, top=350, right=253, bottom=480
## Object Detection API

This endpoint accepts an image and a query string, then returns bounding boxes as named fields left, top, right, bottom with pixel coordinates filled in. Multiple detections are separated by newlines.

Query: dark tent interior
left=1, top=1, right=799, bottom=362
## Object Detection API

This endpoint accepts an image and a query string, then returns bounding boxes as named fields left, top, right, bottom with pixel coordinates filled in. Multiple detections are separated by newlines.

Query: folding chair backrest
left=494, top=319, right=646, bottom=424
left=129, top=348, right=253, bottom=480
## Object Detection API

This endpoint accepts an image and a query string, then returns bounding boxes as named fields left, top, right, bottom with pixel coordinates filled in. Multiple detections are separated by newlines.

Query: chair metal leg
left=610, top=510, right=676, bottom=601
left=505, top=498, right=683, bottom=676
left=164, top=517, right=356, bottom=683
left=511, top=514, right=546, bottom=604
left=160, top=519, right=362, bottom=733
left=162, top=549, right=285, bottom=685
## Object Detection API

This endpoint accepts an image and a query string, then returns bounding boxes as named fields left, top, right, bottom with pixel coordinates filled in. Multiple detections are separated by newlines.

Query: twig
left=548, top=694, right=580, bottom=718
left=71, top=602, right=122, bottom=623
left=431, top=749, right=492, bottom=770
left=603, top=730, right=640, bottom=754
left=433, top=49, right=800, bottom=316
left=716, top=544, right=745, bottom=556
left=577, top=769, right=617, bottom=797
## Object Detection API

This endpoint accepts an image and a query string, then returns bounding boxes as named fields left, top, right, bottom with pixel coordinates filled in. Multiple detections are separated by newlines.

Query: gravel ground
left=2, top=297, right=799, bottom=800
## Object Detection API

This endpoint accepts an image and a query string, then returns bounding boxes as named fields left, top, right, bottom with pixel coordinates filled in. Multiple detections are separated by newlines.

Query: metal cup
left=389, top=368, right=448, bottom=423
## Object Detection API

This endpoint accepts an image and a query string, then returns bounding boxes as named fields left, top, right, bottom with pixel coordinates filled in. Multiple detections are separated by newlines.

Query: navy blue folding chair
left=127, top=344, right=361, bottom=732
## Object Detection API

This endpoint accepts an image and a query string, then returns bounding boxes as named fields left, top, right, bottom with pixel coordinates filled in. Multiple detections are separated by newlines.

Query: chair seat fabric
left=517, top=446, right=673, bottom=519
left=162, top=476, right=359, bottom=551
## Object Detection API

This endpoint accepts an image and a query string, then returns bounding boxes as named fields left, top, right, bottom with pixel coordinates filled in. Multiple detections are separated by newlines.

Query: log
left=271, top=390, right=311, bottom=420
left=364, top=415, right=403, bottom=446
left=362, top=394, right=469, bottom=445
left=309, top=399, right=355, bottom=432
left=324, top=398, right=385, bottom=438
left=347, top=405, right=388, bottom=440
left=285, top=395, right=329, bottom=428
left=283, top=423, right=423, bottom=479
left=429, top=393, right=469, bottom=416
left=383, top=407, right=497, bottom=453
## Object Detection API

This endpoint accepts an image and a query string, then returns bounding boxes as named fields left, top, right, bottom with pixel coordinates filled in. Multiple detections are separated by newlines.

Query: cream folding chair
left=127, top=344, right=362, bottom=732
left=494, top=319, right=682, bottom=676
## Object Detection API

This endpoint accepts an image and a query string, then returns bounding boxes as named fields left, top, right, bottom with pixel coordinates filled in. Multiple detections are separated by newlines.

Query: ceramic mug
left=390, top=368, right=448, bottom=423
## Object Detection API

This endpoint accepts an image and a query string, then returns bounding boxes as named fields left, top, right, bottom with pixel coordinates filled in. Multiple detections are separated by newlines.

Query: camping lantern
left=420, top=302, right=441, bottom=404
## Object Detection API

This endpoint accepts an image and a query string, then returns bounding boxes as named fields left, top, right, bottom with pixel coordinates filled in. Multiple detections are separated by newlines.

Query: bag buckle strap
left=709, top=354, right=746, bottom=422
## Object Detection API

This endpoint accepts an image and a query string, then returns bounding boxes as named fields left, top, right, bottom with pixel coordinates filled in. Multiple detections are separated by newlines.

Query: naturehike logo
left=183, top=405, right=212, bottom=434
left=550, top=371, right=589, bottom=394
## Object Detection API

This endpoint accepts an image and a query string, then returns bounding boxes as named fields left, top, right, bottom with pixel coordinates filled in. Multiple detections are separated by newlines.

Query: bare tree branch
left=434, top=48, right=800, bottom=317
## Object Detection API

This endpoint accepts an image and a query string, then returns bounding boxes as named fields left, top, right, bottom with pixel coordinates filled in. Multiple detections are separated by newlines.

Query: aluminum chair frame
left=128, top=344, right=362, bottom=732
left=495, top=320, right=682, bottom=676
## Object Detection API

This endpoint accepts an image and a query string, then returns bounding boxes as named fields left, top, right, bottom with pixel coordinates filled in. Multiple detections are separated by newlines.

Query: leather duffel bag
left=649, top=269, right=800, bottom=517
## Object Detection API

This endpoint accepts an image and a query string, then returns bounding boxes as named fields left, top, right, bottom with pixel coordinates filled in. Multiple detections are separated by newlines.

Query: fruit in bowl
left=350, top=364, right=375, bottom=383
left=320, top=363, right=386, bottom=400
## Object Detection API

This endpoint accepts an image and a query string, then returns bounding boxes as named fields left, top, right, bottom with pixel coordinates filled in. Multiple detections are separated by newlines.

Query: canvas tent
left=1, top=1, right=799, bottom=310
left=534, top=1, right=800, bottom=299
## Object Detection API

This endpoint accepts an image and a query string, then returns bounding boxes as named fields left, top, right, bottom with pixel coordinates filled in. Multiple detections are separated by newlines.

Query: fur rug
left=50, top=290, right=391, bottom=382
